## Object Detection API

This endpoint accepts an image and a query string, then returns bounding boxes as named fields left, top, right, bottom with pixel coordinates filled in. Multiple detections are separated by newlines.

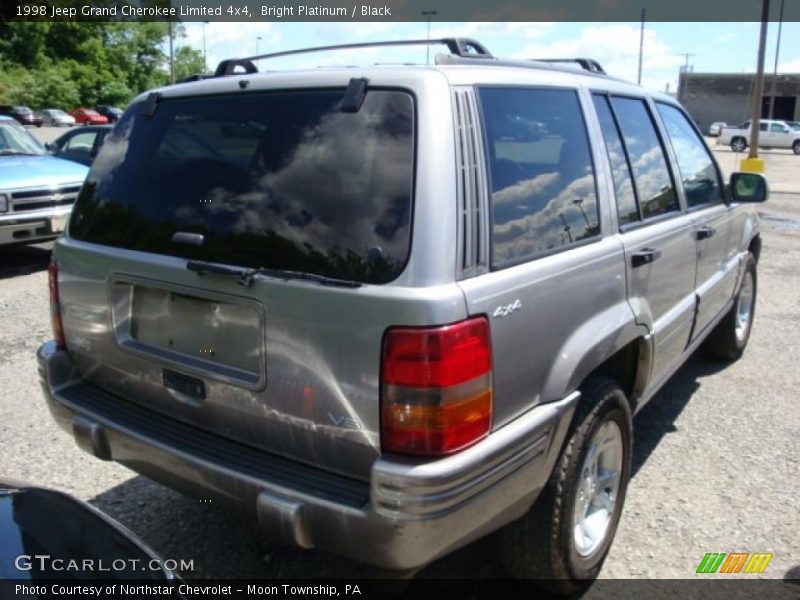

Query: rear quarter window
left=479, top=87, right=600, bottom=268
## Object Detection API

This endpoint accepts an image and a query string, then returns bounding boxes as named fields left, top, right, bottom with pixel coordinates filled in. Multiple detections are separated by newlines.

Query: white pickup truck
left=718, top=119, right=800, bottom=154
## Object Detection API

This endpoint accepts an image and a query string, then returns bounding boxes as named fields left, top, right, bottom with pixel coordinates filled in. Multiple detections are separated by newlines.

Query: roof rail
left=214, top=38, right=493, bottom=77
left=529, top=58, right=606, bottom=75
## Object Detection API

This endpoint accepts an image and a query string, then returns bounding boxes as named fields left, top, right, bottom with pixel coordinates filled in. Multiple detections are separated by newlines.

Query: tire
left=731, top=137, right=746, bottom=153
left=704, top=253, right=757, bottom=360
left=499, top=377, right=633, bottom=595
left=792, top=141, right=800, bottom=155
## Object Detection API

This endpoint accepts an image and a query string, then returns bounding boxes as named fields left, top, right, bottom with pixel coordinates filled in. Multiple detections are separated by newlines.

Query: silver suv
left=37, top=39, right=767, bottom=591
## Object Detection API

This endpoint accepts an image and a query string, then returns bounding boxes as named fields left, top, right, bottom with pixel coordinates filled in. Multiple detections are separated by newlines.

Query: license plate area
left=110, top=277, right=265, bottom=389
left=50, top=215, right=67, bottom=233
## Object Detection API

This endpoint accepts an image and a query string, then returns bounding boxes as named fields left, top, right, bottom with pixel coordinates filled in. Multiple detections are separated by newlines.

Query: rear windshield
left=70, top=89, right=415, bottom=284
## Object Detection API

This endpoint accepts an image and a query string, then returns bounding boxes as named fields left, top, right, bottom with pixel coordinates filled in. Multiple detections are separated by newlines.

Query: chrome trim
left=4, top=182, right=83, bottom=214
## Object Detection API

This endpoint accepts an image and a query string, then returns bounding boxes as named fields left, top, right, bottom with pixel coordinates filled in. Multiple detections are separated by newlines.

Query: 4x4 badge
left=493, top=299, right=522, bottom=318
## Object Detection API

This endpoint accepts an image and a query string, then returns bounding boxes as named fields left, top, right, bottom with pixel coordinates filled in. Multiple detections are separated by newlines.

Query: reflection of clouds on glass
left=629, top=144, right=669, bottom=202
left=493, top=173, right=598, bottom=262
left=181, top=95, right=412, bottom=262
left=90, top=117, right=134, bottom=187
left=492, top=171, right=560, bottom=208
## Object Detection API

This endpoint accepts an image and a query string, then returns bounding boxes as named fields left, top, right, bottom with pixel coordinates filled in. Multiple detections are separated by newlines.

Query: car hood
left=0, top=155, right=88, bottom=189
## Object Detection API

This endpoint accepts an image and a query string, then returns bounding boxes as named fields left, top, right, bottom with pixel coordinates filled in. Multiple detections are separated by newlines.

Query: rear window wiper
left=186, top=260, right=362, bottom=288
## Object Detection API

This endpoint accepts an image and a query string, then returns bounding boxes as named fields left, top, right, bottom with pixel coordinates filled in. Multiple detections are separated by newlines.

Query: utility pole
left=768, top=0, right=785, bottom=120
left=637, top=8, right=645, bottom=85
left=422, top=11, right=437, bottom=65
left=743, top=0, right=770, bottom=172
left=678, top=52, right=695, bottom=73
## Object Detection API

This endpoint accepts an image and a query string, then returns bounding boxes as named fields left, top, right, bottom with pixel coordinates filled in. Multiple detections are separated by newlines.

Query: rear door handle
left=631, top=248, right=661, bottom=268
left=695, top=226, right=716, bottom=240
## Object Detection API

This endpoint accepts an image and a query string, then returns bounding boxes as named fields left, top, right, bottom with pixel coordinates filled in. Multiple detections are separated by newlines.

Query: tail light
left=48, top=260, right=66, bottom=349
left=381, top=316, right=492, bottom=456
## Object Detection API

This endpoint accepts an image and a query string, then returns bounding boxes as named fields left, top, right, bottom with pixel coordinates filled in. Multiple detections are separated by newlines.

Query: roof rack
left=214, top=37, right=493, bottom=77
left=528, top=58, right=606, bottom=75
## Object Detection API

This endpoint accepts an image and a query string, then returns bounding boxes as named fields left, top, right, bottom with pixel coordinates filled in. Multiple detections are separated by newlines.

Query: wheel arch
left=748, top=234, right=762, bottom=263
left=541, top=302, right=651, bottom=413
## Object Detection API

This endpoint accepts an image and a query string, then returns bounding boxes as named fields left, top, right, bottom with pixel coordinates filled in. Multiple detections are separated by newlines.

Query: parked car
left=0, top=116, right=88, bottom=245
left=0, top=105, right=43, bottom=127
left=0, top=479, right=182, bottom=586
left=95, top=105, right=124, bottom=123
left=47, top=125, right=112, bottom=166
left=40, top=108, right=76, bottom=127
left=37, top=38, right=767, bottom=593
left=70, top=108, right=109, bottom=125
left=708, top=121, right=726, bottom=136
left=717, top=118, right=800, bottom=154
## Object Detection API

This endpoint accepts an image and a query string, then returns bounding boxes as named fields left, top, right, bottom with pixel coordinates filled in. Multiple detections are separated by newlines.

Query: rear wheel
left=792, top=140, right=800, bottom=155
left=731, top=137, right=747, bottom=153
left=499, top=377, right=632, bottom=595
left=704, top=253, right=757, bottom=360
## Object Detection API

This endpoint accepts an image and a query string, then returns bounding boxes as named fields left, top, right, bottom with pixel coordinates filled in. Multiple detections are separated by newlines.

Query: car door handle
left=631, top=248, right=661, bottom=268
left=695, top=226, right=716, bottom=240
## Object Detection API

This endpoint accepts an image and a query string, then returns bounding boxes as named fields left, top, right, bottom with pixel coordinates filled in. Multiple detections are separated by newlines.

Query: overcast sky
left=177, top=21, right=800, bottom=94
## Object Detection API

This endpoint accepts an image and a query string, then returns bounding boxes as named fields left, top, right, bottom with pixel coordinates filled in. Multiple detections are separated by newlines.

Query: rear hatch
left=57, top=84, right=419, bottom=480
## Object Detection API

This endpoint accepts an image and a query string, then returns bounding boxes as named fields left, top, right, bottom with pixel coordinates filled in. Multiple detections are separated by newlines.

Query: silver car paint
left=39, top=62, right=762, bottom=568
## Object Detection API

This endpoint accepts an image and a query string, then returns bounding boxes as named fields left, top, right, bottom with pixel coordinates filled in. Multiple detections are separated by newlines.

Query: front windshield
left=0, top=121, right=45, bottom=156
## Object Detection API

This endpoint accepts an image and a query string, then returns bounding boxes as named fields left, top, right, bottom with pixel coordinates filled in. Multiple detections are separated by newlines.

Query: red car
left=70, top=108, right=109, bottom=125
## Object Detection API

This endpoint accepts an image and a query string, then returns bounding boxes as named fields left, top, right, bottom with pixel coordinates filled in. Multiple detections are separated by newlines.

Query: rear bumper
left=38, top=341, right=577, bottom=570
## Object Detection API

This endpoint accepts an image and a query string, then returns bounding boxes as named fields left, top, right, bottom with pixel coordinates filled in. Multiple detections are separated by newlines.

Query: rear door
left=655, top=102, right=737, bottom=338
left=592, top=94, right=696, bottom=384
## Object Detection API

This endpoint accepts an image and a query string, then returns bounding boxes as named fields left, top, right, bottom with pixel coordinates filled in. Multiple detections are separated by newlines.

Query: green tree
left=0, top=20, right=193, bottom=108
left=173, top=45, right=205, bottom=82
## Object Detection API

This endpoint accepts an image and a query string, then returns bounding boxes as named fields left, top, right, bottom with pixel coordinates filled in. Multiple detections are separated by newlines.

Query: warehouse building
left=677, top=72, right=800, bottom=133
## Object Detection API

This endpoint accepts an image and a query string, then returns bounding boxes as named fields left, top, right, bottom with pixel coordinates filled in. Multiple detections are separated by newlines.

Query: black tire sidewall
left=559, top=391, right=632, bottom=580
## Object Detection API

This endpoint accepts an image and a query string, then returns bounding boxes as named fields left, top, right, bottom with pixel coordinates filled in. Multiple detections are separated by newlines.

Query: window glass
left=479, top=87, right=599, bottom=267
left=70, top=90, right=415, bottom=284
left=769, top=123, right=786, bottom=132
left=759, top=122, right=768, bottom=132
left=592, top=95, right=639, bottom=225
left=610, top=97, right=679, bottom=219
left=656, top=103, right=722, bottom=208
left=64, top=132, right=97, bottom=152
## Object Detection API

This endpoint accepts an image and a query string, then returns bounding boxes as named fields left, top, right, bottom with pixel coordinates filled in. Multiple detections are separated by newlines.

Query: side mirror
left=728, top=172, right=768, bottom=204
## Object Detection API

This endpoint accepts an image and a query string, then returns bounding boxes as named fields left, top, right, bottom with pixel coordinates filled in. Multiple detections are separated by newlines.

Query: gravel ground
left=1, top=137, right=798, bottom=584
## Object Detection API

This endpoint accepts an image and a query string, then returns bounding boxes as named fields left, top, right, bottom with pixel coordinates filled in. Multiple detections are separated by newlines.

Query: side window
left=592, top=94, right=639, bottom=225
left=656, top=103, right=723, bottom=208
left=770, top=123, right=786, bottom=132
left=64, top=132, right=97, bottom=152
left=610, top=97, right=679, bottom=219
left=759, top=122, right=768, bottom=132
left=479, top=87, right=599, bottom=267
